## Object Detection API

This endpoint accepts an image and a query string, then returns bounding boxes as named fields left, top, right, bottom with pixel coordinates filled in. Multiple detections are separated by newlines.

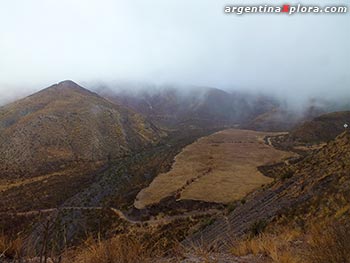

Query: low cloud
left=0, top=0, right=349, bottom=107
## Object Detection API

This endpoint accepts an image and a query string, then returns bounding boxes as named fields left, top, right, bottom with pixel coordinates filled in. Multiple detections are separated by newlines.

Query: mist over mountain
left=95, top=84, right=276, bottom=128
left=1, top=1, right=350, bottom=261
left=0, top=0, right=349, bottom=108
left=1, top=80, right=349, bottom=135
left=91, top=82, right=350, bottom=131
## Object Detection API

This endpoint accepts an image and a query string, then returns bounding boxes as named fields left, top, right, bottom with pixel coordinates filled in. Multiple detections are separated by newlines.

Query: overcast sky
left=0, top=0, right=349, bottom=104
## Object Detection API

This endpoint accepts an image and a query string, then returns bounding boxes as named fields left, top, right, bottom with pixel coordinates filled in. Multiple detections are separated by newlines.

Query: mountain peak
left=53, top=80, right=87, bottom=92
left=38, top=80, right=97, bottom=98
left=57, top=80, right=80, bottom=87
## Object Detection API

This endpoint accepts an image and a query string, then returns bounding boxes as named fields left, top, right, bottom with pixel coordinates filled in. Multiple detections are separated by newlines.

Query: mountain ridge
left=290, top=111, right=350, bottom=143
left=0, top=81, right=164, bottom=178
left=96, top=85, right=278, bottom=129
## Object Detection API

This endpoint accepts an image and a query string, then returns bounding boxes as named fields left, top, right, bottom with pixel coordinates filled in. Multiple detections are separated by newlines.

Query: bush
left=250, top=219, right=267, bottom=237
left=202, top=218, right=215, bottom=227
left=227, top=202, right=237, bottom=213
left=280, top=169, right=294, bottom=181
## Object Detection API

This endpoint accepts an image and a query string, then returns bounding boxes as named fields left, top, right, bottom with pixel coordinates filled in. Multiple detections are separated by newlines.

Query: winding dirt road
left=0, top=206, right=221, bottom=226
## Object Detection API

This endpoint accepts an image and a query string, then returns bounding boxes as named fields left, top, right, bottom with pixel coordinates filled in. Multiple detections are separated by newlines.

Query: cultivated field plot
left=135, top=129, right=297, bottom=209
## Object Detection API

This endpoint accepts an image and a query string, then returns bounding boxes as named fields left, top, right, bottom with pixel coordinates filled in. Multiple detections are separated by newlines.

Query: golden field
left=135, top=129, right=297, bottom=208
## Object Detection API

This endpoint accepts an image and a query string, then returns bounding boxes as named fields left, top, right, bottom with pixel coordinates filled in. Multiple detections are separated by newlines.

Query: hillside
left=244, top=104, right=326, bottom=132
left=97, top=86, right=278, bottom=129
left=190, top=130, right=350, bottom=245
left=0, top=80, right=164, bottom=178
left=1, top=82, right=349, bottom=262
left=290, top=111, right=350, bottom=143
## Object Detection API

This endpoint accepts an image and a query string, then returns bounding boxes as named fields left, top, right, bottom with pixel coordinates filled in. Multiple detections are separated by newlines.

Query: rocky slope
left=243, top=106, right=324, bottom=132
left=189, top=130, right=350, bottom=245
left=290, top=111, right=350, bottom=143
left=0, top=80, right=164, bottom=178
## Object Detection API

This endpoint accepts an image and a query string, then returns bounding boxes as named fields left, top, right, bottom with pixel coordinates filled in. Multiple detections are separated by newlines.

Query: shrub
left=201, top=218, right=215, bottom=228
left=280, top=169, right=294, bottom=181
left=250, top=219, right=267, bottom=237
left=226, top=203, right=237, bottom=214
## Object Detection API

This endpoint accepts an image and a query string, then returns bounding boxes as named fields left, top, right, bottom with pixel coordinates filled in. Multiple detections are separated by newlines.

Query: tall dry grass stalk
left=176, top=239, right=221, bottom=263
left=63, top=234, right=162, bottom=263
left=0, top=234, right=24, bottom=260
left=305, top=222, right=350, bottom=263
left=230, top=229, right=302, bottom=263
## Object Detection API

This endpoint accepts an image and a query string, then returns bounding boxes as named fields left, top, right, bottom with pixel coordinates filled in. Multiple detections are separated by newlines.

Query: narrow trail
left=266, top=136, right=273, bottom=147
left=0, top=207, right=221, bottom=226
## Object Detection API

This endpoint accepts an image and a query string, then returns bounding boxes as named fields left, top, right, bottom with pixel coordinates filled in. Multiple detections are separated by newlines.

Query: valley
left=0, top=125, right=217, bottom=245
left=0, top=81, right=349, bottom=263
left=1, top=2, right=349, bottom=261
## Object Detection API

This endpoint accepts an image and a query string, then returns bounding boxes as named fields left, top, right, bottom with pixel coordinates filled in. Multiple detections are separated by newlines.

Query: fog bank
left=0, top=0, right=349, bottom=107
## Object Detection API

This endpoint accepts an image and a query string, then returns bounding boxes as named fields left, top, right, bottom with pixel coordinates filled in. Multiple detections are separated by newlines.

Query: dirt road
left=0, top=206, right=221, bottom=226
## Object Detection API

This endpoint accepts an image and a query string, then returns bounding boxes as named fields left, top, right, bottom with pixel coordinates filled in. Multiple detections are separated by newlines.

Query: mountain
left=244, top=103, right=327, bottom=132
left=290, top=111, right=350, bottom=143
left=96, top=85, right=278, bottom=129
left=190, top=130, right=350, bottom=244
left=0, top=80, right=164, bottom=178
left=244, top=107, right=303, bottom=131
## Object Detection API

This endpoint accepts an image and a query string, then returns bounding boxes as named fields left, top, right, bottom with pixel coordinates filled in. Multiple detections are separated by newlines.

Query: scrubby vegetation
left=63, top=235, right=158, bottom=263
left=230, top=220, right=350, bottom=263
left=0, top=234, right=25, bottom=260
left=2, top=218, right=350, bottom=263
left=231, top=229, right=302, bottom=263
left=305, top=222, right=350, bottom=263
left=1, top=82, right=349, bottom=262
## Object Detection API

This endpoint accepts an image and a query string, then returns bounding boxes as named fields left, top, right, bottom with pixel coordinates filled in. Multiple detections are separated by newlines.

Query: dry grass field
left=135, top=129, right=297, bottom=209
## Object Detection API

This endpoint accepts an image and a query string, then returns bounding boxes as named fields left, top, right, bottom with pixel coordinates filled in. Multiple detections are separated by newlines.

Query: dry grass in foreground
left=305, top=222, right=350, bottom=263
left=0, top=234, right=25, bottom=260
left=231, top=220, right=350, bottom=263
left=63, top=235, right=157, bottom=263
left=2, top=221, right=350, bottom=263
left=135, top=129, right=296, bottom=208
left=65, top=235, right=241, bottom=263
left=231, top=229, right=302, bottom=263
